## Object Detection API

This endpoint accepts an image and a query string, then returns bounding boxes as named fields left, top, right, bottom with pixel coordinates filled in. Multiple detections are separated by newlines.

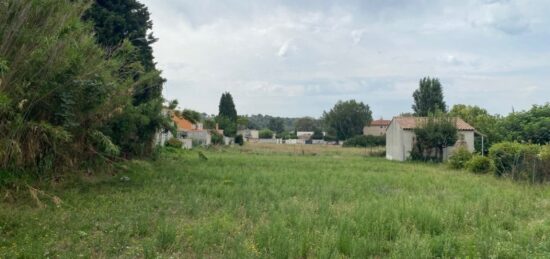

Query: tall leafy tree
left=294, top=117, right=319, bottom=131
left=322, top=100, right=373, bottom=141
left=84, top=0, right=166, bottom=156
left=216, top=92, right=238, bottom=136
left=218, top=92, right=237, bottom=121
left=412, top=115, right=458, bottom=161
left=268, top=117, right=285, bottom=133
left=412, top=77, right=447, bottom=116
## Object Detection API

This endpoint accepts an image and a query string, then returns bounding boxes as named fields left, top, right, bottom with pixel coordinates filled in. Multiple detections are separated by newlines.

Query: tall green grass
left=2, top=147, right=550, bottom=257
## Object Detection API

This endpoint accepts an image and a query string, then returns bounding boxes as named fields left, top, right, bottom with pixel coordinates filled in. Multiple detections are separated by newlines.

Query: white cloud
left=277, top=39, right=293, bottom=57
left=141, top=0, right=550, bottom=118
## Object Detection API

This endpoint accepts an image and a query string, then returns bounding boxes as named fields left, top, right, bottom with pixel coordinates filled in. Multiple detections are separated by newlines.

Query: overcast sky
left=141, top=0, right=550, bottom=118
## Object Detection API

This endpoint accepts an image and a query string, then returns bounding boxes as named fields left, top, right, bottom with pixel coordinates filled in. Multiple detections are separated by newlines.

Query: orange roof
left=172, top=115, right=194, bottom=131
left=392, top=117, right=475, bottom=131
left=370, top=119, right=391, bottom=126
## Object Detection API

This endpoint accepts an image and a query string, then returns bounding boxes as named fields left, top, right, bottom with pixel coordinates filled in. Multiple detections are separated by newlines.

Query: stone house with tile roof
left=363, top=119, right=391, bottom=136
left=386, top=117, right=475, bottom=161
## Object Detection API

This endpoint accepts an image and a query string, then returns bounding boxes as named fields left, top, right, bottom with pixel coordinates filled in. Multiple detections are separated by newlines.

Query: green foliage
left=412, top=77, right=447, bottom=116
left=235, top=134, right=244, bottom=146
left=218, top=92, right=237, bottom=121
left=322, top=100, right=373, bottom=141
left=412, top=115, right=458, bottom=162
left=498, top=104, right=550, bottom=145
left=180, top=109, right=201, bottom=124
left=211, top=131, right=224, bottom=145
left=489, top=142, right=541, bottom=179
left=259, top=129, right=274, bottom=139
left=247, top=114, right=297, bottom=131
left=0, top=0, right=145, bottom=171
left=83, top=0, right=157, bottom=70
left=450, top=104, right=502, bottom=153
left=268, top=117, right=285, bottom=133
left=294, top=117, right=320, bottom=131
left=343, top=135, right=385, bottom=148
left=466, top=155, right=493, bottom=174
left=448, top=147, right=473, bottom=169
left=165, top=138, right=183, bottom=148
left=85, top=0, right=166, bottom=158
left=216, top=116, right=237, bottom=137
left=311, top=130, right=324, bottom=140
left=217, top=92, right=238, bottom=136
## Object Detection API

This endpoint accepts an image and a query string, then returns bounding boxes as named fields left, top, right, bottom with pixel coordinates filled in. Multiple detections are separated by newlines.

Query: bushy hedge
left=259, top=129, right=274, bottom=139
left=466, top=155, right=493, bottom=174
left=343, top=135, right=385, bottom=148
left=211, top=131, right=224, bottom=145
left=448, top=147, right=473, bottom=169
left=489, top=142, right=540, bottom=177
left=488, top=142, right=550, bottom=182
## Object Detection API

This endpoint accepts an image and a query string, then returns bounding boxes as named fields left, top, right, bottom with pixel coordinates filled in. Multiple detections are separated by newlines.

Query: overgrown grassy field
left=2, top=144, right=550, bottom=258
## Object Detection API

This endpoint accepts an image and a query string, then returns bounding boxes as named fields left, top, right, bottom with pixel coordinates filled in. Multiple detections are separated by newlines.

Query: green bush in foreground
left=466, top=155, right=492, bottom=174
left=448, top=147, right=473, bottom=169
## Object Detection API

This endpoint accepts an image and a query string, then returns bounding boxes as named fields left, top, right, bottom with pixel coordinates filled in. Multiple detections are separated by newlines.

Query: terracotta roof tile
left=172, top=115, right=194, bottom=131
left=392, top=117, right=475, bottom=131
left=370, top=119, right=391, bottom=126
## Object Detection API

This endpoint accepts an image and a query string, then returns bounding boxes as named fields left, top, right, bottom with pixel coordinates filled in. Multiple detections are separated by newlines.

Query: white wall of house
left=386, top=120, right=403, bottom=161
left=154, top=130, right=173, bottom=147
left=186, top=130, right=211, bottom=146
left=363, top=126, right=387, bottom=136
left=237, top=129, right=259, bottom=140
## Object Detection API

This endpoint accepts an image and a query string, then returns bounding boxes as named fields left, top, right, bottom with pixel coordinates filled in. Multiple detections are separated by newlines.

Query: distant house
left=296, top=131, right=314, bottom=140
left=386, top=117, right=475, bottom=161
left=363, top=119, right=391, bottom=136
left=237, top=129, right=259, bottom=141
left=173, top=115, right=212, bottom=146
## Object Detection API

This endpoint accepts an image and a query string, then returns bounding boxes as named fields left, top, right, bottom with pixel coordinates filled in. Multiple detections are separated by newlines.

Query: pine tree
left=412, top=77, right=447, bottom=116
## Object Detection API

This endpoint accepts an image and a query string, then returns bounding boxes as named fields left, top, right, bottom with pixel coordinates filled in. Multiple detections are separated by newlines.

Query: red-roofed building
left=386, top=116, right=475, bottom=161
left=363, top=119, right=391, bottom=136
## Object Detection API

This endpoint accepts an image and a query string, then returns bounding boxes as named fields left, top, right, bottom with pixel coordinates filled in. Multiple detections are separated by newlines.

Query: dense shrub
left=466, top=155, right=492, bottom=174
left=259, top=129, right=274, bottom=139
left=166, top=138, right=183, bottom=148
left=343, top=135, right=385, bottom=147
left=489, top=142, right=540, bottom=177
left=235, top=134, right=244, bottom=146
left=448, top=147, right=473, bottom=169
left=211, top=131, right=224, bottom=145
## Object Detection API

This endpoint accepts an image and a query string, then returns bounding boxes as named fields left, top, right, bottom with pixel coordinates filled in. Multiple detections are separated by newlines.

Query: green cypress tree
left=412, top=77, right=447, bottom=116
left=218, top=92, right=237, bottom=121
